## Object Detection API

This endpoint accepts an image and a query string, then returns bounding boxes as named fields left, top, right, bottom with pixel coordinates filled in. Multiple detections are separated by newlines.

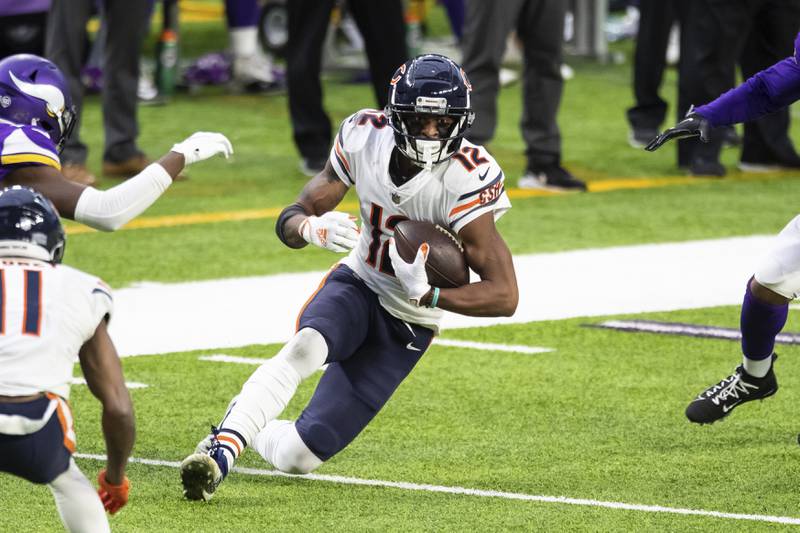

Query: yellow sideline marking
left=61, top=173, right=791, bottom=235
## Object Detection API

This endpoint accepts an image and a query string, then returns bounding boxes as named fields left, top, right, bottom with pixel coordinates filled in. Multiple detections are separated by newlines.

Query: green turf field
left=3, top=3, right=800, bottom=531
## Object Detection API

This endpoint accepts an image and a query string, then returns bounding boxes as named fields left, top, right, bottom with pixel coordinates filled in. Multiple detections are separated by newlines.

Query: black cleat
left=686, top=356, right=778, bottom=424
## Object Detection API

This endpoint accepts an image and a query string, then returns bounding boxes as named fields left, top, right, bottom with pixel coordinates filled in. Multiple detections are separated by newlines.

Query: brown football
left=393, top=220, right=469, bottom=288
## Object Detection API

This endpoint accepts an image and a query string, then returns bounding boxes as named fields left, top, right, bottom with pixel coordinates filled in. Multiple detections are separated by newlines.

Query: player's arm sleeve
left=448, top=168, right=512, bottom=234
left=73, top=163, right=172, bottom=231
left=694, top=55, right=800, bottom=127
left=0, top=126, right=61, bottom=172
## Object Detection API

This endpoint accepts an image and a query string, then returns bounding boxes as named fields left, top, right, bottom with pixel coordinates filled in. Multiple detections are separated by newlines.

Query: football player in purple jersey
left=0, top=54, right=233, bottom=232
left=647, top=32, right=800, bottom=424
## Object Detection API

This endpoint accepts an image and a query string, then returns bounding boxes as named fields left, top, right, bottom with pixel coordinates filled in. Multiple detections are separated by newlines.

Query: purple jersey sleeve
left=694, top=32, right=800, bottom=127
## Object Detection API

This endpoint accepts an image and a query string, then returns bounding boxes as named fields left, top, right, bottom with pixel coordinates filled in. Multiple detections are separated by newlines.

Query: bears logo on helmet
left=0, top=186, right=65, bottom=263
left=386, top=54, right=475, bottom=168
left=0, top=54, right=76, bottom=153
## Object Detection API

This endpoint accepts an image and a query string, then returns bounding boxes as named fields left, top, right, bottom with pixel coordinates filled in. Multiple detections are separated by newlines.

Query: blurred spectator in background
left=677, top=0, right=800, bottom=176
left=438, top=0, right=465, bottom=43
left=626, top=0, right=685, bottom=148
left=46, top=0, right=153, bottom=185
left=462, top=0, right=586, bottom=191
left=226, top=0, right=281, bottom=93
left=287, top=0, right=407, bottom=176
left=0, top=1, right=49, bottom=58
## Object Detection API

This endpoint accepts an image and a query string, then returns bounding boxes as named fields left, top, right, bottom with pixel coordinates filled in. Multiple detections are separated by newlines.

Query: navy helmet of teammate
left=0, top=186, right=65, bottom=263
left=180, top=54, right=518, bottom=502
left=0, top=54, right=232, bottom=233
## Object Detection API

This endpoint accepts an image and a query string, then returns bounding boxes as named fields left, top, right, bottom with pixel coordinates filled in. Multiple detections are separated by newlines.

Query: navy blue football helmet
left=0, top=186, right=65, bottom=263
left=386, top=54, right=475, bottom=168
left=0, top=54, right=76, bottom=153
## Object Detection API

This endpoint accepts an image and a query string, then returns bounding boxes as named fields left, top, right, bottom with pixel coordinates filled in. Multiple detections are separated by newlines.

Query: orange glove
left=97, top=469, right=130, bottom=514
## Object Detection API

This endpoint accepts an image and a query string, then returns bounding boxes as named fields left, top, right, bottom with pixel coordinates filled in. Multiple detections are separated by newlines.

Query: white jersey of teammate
left=329, top=109, right=511, bottom=330
left=0, top=258, right=113, bottom=399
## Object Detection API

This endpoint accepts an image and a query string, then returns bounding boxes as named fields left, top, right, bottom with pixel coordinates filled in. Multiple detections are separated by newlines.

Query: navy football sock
left=740, top=282, right=788, bottom=363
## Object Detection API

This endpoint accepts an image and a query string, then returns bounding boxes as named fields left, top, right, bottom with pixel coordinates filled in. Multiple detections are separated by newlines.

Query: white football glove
left=171, top=132, right=234, bottom=166
left=388, top=238, right=431, bottom=306
left=299, top=211, right=359, bottom=253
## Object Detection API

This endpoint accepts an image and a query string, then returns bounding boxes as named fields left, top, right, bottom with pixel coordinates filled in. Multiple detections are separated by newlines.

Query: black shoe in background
left=628, top=127, right=660, bottom=149
left=689, top=158, right=726, bottom=177
left=518, top=165, right=587, bottom=192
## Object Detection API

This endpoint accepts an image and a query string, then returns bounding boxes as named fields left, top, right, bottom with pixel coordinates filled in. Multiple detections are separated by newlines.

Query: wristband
left=428, top=287, right=440, bottom=308
left=276, top=203, right=310, bottom=247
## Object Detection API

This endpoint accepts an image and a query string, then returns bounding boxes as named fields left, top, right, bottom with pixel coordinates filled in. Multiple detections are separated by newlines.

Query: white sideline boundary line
left=432, top=339, right=553, bottom=354
left=74, top=453, right=800, bottom=526
left=197, top=340, right=553, bottom=366
left=70, top=378, right=148, bottom=389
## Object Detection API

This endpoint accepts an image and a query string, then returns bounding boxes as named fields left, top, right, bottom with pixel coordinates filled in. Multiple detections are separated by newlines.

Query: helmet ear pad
left=386, top=54, right=475, bottom=168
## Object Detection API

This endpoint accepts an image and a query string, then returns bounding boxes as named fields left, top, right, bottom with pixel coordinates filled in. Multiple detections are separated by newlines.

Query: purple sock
left=225, top=0, right=259, bottom=28
left=740, top=282, right=788, bottom=360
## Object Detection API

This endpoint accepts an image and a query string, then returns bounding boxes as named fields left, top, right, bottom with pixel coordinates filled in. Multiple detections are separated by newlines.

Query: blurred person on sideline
left=45, top=0, right=153, bottom=185
left=287, top=0, right=407, bottom=176
left=225, top=0, right=282, bottom=93
left=647, top=31, right=800, bottom=425
left=675, top=0, right=800, bottom=176
left=0, top=54, right=232, bottom=233
left=0, top=186, right=133, bottom=532
left=461, top=0, right=586, bottom=191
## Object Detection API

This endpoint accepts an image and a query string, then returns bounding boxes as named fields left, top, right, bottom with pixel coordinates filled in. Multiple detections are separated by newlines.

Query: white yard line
left=74, top=453, right=800, bottom=526
left=198, top=340, right=552, bottom=366
left=107, top=235, right=775, bottom=357
left=432, top=339, right=552, bottom=354
left=70, top=378, right=148, bottom=389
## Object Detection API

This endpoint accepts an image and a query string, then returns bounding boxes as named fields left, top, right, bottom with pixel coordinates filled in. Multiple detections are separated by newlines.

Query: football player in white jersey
left=0, top=186, right=133, bottom=532
left=181, top=54, right=518, bottom=501
left=0, top=54, right=232, bottom=232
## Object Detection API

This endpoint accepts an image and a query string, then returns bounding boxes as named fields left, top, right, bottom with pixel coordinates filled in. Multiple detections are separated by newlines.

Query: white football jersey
left=0, top=259, right=113, bottom=399
left=330, top=109, right=511, bottom=331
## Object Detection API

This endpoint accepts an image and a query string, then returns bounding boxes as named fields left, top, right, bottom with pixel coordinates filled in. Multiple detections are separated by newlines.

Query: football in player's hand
left=394, top=220, right=469, bottom=288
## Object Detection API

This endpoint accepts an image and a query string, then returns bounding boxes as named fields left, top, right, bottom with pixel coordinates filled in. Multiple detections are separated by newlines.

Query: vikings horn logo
left=9, top=71, right=66, bottom=121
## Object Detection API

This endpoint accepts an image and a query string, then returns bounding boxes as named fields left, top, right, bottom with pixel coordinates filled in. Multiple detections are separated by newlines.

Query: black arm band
left=275, top=202, right=310, bottom=248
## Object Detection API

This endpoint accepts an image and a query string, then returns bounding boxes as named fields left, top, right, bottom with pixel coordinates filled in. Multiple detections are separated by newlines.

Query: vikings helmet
left=386, top=54, right=475, bottom=168
left=0, top=186, right=65, bottom=263
left=0, top=54, right=76, bottom=153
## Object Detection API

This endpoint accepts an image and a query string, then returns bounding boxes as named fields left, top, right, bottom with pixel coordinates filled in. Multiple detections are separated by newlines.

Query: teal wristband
left=428, top=287, right=440, bottom=308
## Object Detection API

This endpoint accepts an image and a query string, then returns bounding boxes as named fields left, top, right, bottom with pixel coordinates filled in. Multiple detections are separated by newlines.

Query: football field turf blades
left=5, top=14, right=800, bottom=531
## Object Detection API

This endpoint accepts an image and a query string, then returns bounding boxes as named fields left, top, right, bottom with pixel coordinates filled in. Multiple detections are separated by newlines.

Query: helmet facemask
left=388, top=98, right=475, bottom=169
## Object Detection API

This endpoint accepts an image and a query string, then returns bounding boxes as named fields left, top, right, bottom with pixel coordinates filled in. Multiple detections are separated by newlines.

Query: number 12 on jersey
left=365, top=203, right=407, bottom=276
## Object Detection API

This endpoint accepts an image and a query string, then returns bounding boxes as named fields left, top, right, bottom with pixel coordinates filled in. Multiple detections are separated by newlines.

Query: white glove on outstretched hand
left=171, top=132, right=233, bottom=166
left=299, top=211, right=359, bottom=253
left=388, top=238, right=431, bottom=305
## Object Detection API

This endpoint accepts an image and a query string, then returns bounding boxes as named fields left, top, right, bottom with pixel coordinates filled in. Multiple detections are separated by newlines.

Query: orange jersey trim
left=334, top=139, right=350, bottom=173
left=448, top=198, right=481, bottom=218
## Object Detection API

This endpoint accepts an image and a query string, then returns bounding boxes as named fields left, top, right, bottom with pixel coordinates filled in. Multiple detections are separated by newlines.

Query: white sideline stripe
left=69, top=377, right=148, bottom=389
left=108, top=235, right=776, bottom=357
left=198, top=341, right=552, bottom=366
left=432, top=339, right=552, bottom=354
left=199, top=354, right=269, bottom=365
left=73, top=453, right=800, bottom=525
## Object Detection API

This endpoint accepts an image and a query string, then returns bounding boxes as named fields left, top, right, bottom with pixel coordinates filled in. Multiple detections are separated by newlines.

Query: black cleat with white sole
left=685, top=356, right=778, bottom=424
